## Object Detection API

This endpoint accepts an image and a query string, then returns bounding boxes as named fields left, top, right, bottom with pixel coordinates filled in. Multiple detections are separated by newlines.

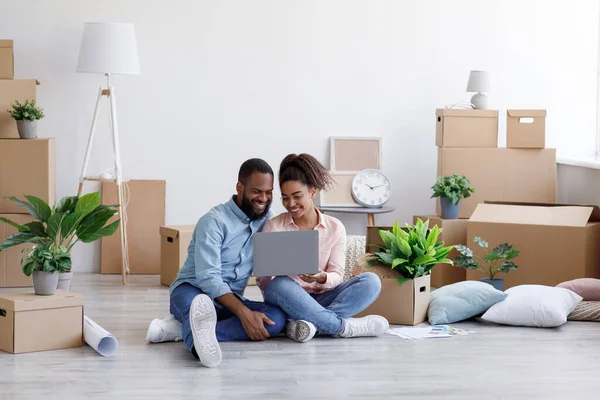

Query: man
left=147, top=158, right=286, bottom=368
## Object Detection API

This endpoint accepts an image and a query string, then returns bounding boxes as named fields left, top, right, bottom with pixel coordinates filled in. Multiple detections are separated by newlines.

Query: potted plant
left=0, top=192, right=120, bottom=295
left=430, top=174, right=474, bottom=219
left=367, top=218, right=455, bottom=284
left=453, top=237, right=520, bottom=291
left=7, top=99, right=45, bottom=139
left=356, top=218, right=454, bottom=325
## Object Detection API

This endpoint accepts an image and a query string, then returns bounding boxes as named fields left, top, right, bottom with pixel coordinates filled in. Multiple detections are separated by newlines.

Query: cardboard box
left=436, top=109, right=498, bottom=148
left=354, top=272, right=430, bottom=326
left=101, top=180, right=166, bottom=274
left=436, top=148, right=556, bottom=219
left=0, top=79, right=39, bottom=138
left=413, top=215, right=467, bottom=288
left=0, top=214, right=34, bottom=288
left=0, top=138, right=56, bottom=214
left=0, top=290, right=84, bottom=354
left=0, top=40, right=14, bottom=79
left=507, top=110, right=546, bottom=149
left=160, top=225, right=194, bottom=286
left=466, top=202, right=600, bottom=289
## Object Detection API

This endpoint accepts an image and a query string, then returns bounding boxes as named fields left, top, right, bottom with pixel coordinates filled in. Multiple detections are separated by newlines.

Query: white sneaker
left=338, top=316, right=389, bottom=338
left=285, top=320, right=317, bottom=343
left=146, top=314, right=183, bottom=343
left=189, top=294, right=222, bottom=368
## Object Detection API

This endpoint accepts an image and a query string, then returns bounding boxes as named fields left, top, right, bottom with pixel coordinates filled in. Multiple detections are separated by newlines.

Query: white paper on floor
left=84, top=316, right=118, bottom=356
left=386, top=327, right=452, bottom=339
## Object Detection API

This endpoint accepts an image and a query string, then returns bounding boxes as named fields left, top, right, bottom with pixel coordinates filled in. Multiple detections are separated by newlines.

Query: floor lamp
left=76, top=22, right=140, bottom=284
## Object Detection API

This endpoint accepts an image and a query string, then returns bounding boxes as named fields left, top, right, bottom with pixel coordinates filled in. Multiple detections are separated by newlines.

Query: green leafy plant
left=0, top=193, right=120, bottom=276
left=7, top=100, right=45, bottom=121
left=454, top=237, right=520, bottom=280
left=366, top=218, right=454, bottom=285
left=430, top=174, right=474, bottom=205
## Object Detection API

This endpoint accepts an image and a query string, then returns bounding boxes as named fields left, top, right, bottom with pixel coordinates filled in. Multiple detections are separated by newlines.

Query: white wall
left=1, top=0, right=598, bottom=272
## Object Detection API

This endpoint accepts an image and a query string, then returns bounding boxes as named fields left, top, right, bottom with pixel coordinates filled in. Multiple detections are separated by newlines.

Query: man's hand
left=239, top=309, right=275, bottom=341
left=300, top=271, right=327, bottom=284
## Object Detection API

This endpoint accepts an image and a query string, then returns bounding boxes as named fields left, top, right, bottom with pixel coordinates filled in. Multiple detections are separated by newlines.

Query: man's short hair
left=238, top=158, right=274, bottom=184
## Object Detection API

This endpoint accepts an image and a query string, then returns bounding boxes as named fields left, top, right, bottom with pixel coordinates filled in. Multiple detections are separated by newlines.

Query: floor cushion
left=428, top=280, right=508, bottom=325
left=481, top=285, right=582, bottom=328
left=556, top=278, right=600, bottom=301
left=568, top=301, right=600, bottom=321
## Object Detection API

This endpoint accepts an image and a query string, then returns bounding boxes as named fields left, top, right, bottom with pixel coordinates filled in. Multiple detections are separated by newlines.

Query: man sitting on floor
left=147, top=158, right=286, bottom=368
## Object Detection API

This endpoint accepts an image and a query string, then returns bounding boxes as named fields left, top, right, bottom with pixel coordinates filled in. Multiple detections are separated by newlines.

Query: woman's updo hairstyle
left=279, top=153, right=334, bottom=192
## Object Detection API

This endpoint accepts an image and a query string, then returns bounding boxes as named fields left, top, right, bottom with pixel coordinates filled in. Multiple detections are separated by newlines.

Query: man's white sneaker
left=146, top=314, right=183, bottom=343
left=285, top=320, right=317, bottom=343
left=189, top=294, right=222, bottom=368
left=338, top=315, right=389, bottom=338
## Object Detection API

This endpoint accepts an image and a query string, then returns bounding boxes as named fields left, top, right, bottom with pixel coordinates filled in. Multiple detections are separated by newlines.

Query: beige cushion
left=344, top=235, right=366, bottom=281
left=568, top=301, right=600, bottom=322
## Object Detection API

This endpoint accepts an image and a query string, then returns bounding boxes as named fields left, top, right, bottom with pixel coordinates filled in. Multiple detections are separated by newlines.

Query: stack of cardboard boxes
left=0, top=40, right=55, bottom=289
left=412, top=108, right=557, bottom=289
left=0, top=40, right=83, bottom=356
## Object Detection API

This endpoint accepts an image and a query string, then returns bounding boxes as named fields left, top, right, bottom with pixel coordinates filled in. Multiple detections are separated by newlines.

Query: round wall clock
left=351, top=169, right=392, bottom=208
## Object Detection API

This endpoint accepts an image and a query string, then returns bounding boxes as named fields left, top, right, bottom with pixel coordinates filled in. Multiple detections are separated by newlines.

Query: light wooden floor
left=1, top=274, right=599, bottom=399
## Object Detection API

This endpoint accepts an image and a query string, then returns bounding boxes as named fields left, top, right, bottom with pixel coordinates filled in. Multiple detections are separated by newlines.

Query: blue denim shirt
left=170, top=196, right=272, bottom=301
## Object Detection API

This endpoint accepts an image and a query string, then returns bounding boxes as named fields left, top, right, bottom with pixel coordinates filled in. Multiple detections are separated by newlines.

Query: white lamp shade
left=77, top=22, right=140, bottom=75
left=466, top=70, right=490, bottom=93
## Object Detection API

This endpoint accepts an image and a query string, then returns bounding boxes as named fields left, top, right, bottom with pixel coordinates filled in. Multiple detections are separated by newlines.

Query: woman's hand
left=300, top=271, right=327, bottom=284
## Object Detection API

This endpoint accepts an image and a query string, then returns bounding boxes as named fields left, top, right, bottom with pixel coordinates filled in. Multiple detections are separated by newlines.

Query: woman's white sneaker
left=189, top=294, right=222, bottom=368
left=285, top=320, right=317, bottom=343
left=338, top=315, right=389, bottom=338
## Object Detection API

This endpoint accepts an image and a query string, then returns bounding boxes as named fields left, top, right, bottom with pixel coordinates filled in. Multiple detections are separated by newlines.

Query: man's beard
left=239, top=194, right=271, bottom=221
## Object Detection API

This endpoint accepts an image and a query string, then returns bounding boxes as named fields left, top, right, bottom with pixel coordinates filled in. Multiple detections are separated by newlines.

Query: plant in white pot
left=430, top=174, right=474, bottom=219
left=0, top=193, right=120, bottom=295
left=7, top=99, right=45, bottom=139
left=453, top=237, right=520, bottom=291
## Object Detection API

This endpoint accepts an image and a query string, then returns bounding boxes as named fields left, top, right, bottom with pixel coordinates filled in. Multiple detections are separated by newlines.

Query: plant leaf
left=22, top=259, right=35, bottom=276
left=0, top=216, right=30, bottom=232
left=23, top=195, right=52, bottom=222
left=0, top=232, right=47, bottom=251
left=454, top=244, right=472, bottom=257
left=373, top=252, right=395, bottom=266
left=60, top=211, right=83, bottom=241
left=485, top=252, right=501, bottom=261
left=498, top=261, right=518, bottom=274
left=504, top=249, right=520, bottom=260
left=78, top=219, right=120, bottom=243
left=379, top=230, right=396, bottom=249
left=47, top=212, right=64, bottom=241
left=24, top=221, right=47, bottom=238
left=56, top=196, right=78, bottom=214
left=75, top=192, right=101, bottom=215
left=8, top=196, right=47, bottom=221
left=454, top=254, right=478, bottom=269
left=396, top=277, right=411, bottom=286
left=392, top=258, right=408, bottom=269
left=76, top=207, right=117, bottom=241
left=474, top=236, right=488, bottom=249
left=414, top=254, right=436, bottom=266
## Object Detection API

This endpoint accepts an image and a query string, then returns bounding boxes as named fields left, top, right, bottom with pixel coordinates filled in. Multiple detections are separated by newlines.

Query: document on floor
left=386, top=325, right=475, bottom=339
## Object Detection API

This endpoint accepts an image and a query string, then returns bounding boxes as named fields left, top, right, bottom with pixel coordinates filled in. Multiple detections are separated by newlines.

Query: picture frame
left=329, top=136, right=382, bottom=173
left=315, top=172, right=362, bottom=208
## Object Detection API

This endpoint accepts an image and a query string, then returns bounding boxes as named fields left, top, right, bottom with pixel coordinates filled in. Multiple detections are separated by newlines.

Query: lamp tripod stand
left=77, top=73, right=130, bottom=285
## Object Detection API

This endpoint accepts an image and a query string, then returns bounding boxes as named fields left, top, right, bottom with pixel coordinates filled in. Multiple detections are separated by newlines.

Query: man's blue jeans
left=263, top=272, right=382, bottom=335
left=170, top=283, right=287, bottom=353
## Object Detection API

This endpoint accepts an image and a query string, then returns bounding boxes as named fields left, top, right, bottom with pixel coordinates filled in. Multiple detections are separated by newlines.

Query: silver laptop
left=252, top=230, right=320, bottom=277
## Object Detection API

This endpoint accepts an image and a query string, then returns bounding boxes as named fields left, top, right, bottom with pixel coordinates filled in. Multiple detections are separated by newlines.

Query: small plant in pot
left=366, top=218, right=455, bottom=285
left=453, top=237, right=520, bottom=291
left=7, top=99, right=45, bottom=139
left=430, top=174, right=474, bottom=219
left=0, top=192, right=120, bottom=295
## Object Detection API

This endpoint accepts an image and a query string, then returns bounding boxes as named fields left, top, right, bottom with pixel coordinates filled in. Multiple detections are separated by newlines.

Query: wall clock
left=351, top=169, right=392, bottom=208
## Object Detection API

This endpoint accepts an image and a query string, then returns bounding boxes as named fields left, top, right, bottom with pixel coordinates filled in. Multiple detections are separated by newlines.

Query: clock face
left=351, top=169, right=392, bottom=208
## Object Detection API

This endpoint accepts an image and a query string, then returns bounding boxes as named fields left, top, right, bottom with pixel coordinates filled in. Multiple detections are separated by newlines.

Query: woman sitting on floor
left=256, top=153, right=388, bottom=342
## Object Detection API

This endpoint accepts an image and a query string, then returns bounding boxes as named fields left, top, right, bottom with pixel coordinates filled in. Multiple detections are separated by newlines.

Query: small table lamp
left=466, top=70, right=491, bottom=109
left=76, top=22, right=140, bottom=285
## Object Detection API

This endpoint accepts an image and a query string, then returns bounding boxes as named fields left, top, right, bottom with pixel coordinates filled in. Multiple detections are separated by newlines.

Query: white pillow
left=481, top=285, right=582, bottom=328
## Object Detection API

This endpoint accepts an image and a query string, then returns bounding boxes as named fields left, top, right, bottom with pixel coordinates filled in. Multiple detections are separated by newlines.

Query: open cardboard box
left=466, top=201, right=600, bottom=289
left=353, top=257, right=430, bottom=326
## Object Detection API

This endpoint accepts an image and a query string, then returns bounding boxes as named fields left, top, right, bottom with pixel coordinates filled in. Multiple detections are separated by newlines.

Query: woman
left=256, top=153, right=389, bottom=343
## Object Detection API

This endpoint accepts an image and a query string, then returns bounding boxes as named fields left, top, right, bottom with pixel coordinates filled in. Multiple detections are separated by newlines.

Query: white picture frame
left=330, top=136, right=382, bottom=173
left=315, top=172, right=362, bottom=208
